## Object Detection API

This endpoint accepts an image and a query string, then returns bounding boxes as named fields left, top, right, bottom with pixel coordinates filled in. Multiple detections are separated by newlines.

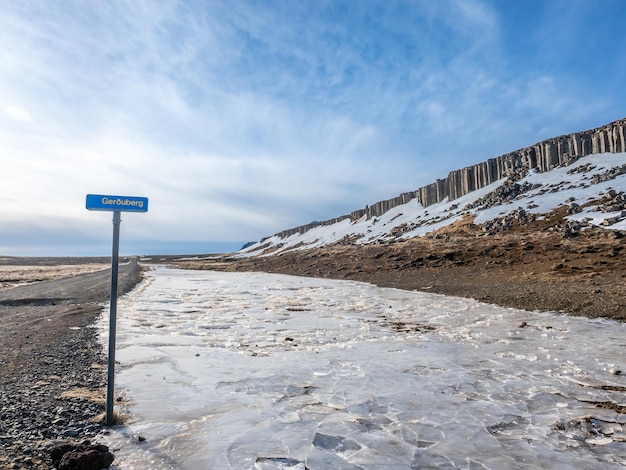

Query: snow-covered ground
left=100, top=267, right=626, bottom=469
left=241, top=152, right=626, bottom=256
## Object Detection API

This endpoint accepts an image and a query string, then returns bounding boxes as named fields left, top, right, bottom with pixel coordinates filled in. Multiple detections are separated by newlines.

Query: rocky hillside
left=241, top=118, right=626, bottom=256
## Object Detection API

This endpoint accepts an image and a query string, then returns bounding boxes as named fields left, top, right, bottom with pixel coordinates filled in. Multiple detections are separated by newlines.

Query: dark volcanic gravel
left=0, top=258, right=143, bottom=469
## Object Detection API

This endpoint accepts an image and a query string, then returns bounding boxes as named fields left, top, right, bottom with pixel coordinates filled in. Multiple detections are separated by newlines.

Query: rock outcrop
left=271, top=117, right=626, bottom=240
left=48, top=441, right=114, bottom=470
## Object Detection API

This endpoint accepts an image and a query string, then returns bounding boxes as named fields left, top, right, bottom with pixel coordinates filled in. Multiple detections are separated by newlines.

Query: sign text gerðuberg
left=86, top=194, right=148, bottom=212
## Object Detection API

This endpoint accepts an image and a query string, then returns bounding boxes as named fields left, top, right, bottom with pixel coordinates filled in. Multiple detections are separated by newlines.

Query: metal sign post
left=86, top=194, right=148, bottom=426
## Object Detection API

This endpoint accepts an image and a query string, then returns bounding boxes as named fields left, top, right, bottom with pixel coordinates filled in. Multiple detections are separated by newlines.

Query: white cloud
left=4, top=105, right=32, bottom=122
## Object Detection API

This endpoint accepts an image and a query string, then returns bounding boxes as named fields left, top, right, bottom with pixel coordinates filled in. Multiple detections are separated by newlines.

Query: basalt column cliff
left=274, top=118, right=626, bottom=239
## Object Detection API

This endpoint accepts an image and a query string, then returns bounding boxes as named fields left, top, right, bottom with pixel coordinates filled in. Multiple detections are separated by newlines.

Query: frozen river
left=99, top=267, right=626, bottom=469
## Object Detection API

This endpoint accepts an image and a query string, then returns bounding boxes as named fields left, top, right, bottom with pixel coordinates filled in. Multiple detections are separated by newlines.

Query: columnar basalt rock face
left=273, top=118, right=626, bottom=240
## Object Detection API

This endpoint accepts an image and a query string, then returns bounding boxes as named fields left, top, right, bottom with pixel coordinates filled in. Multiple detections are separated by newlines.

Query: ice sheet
left=99, top=267, right=626, bottom=469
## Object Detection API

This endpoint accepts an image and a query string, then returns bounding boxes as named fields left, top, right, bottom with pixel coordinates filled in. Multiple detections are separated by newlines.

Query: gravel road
left=0, top=258, right=143, bottom=469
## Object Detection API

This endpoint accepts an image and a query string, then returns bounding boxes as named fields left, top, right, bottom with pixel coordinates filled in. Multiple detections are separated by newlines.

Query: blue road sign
left=85, top=193, right=148, bottom=424
left=86, top=194, right=148, bottom=212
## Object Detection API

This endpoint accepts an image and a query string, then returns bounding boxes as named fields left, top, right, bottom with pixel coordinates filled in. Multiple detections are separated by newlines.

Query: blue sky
left=1, top=0, right=625, bottom=256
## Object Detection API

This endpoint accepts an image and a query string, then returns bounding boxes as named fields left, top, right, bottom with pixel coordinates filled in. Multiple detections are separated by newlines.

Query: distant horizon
left=0, top=240, right=249, bottom=258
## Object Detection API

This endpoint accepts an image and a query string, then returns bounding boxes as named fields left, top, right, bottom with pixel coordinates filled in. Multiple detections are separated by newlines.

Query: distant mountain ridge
left=242, top=117, right=626, bottom=256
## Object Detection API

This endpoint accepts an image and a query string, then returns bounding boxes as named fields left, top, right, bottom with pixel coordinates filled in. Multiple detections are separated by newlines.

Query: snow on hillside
left=240, top=152, right=626, bottom=256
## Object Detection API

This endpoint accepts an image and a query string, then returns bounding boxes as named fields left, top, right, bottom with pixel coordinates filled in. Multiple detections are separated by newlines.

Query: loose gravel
left=0, top=258, right=143, bottom=469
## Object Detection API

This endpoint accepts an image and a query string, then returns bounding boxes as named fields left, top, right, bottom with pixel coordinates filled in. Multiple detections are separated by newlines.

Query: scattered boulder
left=48, top=441, right=114, bottom=470
left=479, top=208, right=534, bottom=235
left=591, top=164, right=626, bottom=184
